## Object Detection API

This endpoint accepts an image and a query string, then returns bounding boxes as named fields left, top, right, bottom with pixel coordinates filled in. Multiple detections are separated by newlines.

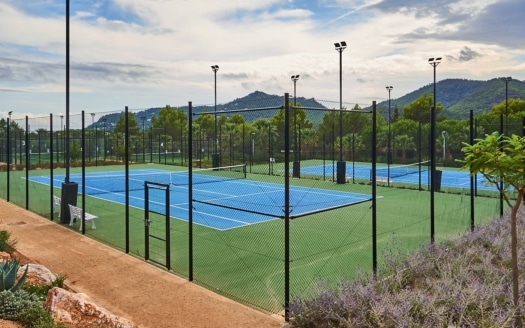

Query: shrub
left=289, top=209, right=525, bottom=327
left=17, top=305, right=67, bottom=328
left=0, top=289, right=41, bottom=321
left=0, top=230, right=17, bottom=253
left=23, top=274, right=68, bottom=302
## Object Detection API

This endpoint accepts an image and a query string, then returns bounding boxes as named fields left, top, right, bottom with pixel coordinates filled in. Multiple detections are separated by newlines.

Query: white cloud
left=0, top=0, right=524, bottom=118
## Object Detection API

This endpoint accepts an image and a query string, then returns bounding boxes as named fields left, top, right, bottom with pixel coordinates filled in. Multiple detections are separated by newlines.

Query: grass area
left=0, top=161, right=501, bottom=313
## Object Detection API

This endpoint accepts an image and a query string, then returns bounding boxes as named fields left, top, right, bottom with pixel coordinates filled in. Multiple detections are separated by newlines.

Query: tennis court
left=29, top=165, right=373, bottom=230
left=300, top=162, right=495, bottom=190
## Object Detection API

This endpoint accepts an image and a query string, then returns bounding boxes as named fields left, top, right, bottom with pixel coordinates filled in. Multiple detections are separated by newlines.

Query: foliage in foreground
left=0, top=278, right=68, bottom=328
left=1, top=258, right=29, bottom=293
left=289, top=208, right=525, bottom=327
left=0, top=230, right=17, bottom=253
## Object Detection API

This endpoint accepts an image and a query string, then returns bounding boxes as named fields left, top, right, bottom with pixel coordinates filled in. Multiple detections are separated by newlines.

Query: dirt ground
left=0, top=199, right=286, bottom=328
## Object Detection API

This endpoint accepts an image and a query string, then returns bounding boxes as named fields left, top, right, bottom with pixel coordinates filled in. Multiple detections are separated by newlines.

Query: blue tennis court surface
left=29, top=169, right=372, bottom=230
left=300, top=163, right=495, bottom=191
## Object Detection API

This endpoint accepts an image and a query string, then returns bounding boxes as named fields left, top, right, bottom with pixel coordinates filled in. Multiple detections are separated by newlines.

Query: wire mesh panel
left=287, top=102, right=375, bottom=309
left=0, top=97, right=510, bottom=318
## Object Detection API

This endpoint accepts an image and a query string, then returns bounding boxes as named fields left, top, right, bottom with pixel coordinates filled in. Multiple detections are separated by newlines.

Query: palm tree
left=252, top=119, right=278, bottom=161
left=342, top=133, right=365, bottom=161
left=222, top=123, right=237, bottom=165
left=394, top=134, right=416, bottom=164
left=299, top=128, right=318, bottom=159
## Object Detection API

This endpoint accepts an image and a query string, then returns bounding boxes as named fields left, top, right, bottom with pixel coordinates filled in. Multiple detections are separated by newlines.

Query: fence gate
left=144, top=181, right=171, bottom=270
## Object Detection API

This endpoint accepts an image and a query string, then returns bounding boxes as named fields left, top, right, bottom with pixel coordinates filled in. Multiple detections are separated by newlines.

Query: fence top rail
left=192, top=106, right=283, bottom=116
left=295, top=106, right=373, bottom=113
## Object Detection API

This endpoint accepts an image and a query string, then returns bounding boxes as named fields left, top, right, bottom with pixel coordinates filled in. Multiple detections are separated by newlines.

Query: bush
left=0, top=289, right=41, bottom=321
left=24, top=274, right=67, bottom=302
left=17, top=305, right=67, bottom=328
left=0, top=230, right=17, bottom=253
left=289, top=210, right=525, bottom=327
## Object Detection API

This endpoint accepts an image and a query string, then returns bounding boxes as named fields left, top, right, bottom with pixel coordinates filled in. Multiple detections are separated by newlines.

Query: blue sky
left=1, top=0, right=524, bottom=120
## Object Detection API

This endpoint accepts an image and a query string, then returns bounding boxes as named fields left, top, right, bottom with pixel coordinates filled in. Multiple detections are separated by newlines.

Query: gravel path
left=0, top=199, right=285, bottom=328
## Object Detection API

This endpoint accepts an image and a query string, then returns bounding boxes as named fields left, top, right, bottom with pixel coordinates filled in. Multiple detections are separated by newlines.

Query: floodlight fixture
left=334, top=42, right=347, bottom=51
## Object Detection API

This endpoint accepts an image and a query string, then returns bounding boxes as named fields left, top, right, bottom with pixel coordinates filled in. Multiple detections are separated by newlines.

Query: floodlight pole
left=428, top=57, right=441, bottom=244
left=386, top=86, right=393, bottom=186
left=60, top=115, right=64, bottom=164
left=211, top=65, right=220, bottom=168
left=90, top=113, right=95, bottom=161
left=335, top=41, right=347, bottom=184
left=442, top=130, right=447, bottom=167
left=291, top=74, right=300, bottom=178
left=502, top=76, right=512, bottom=134
left=7, top=112, right=12, bottom=167
left=141, top=116, right=146, bottom=162
left=250, top=132, right=255, bottom=173
left=103, top=119, right=107, bottom=161
left=91, top=113, right=98, bottom=166
left=428, top=57, right=441, bottom=189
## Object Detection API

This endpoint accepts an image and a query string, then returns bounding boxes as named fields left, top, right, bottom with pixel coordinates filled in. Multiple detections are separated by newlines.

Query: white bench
left=376, top=176, right=393, bottom=185
left=68, top=204, right=97, bottom=231
left=53, top=195, right=61, bottom=217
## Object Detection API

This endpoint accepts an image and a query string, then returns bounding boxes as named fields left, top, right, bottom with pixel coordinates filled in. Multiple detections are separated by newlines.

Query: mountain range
left=97, top=78, right=525, bottom=128
left=375, top=78, right=525, bottom=119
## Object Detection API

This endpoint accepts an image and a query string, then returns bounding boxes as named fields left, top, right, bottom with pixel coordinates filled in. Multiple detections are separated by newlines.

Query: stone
left=45, top=287, right=137, bottom=328
left=18, top=263, right=57, bottom=286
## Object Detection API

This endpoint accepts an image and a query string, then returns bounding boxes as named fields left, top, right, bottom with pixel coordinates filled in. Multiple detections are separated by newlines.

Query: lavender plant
left=289, top=207, right=525, bottom=327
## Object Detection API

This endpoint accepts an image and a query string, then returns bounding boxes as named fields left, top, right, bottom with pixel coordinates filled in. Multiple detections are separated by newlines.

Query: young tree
left=460, top=132, right=525, bottom=326
left=402, top=93, right=443, bottom=123
left=491, top=98, right=525, bottom=116
left=114, top=112, right=140, bottom=136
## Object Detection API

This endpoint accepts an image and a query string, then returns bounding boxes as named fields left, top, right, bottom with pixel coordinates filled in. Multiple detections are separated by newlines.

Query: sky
left=1, top=0, right=524, bottom=120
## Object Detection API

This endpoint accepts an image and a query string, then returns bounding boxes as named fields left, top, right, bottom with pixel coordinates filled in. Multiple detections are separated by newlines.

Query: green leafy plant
left=17, top=305, right=67, bottom=328
left=24, top=274, right=68, bottom=301
left=0, top=258, right=28, bottom=292
left=0, top=289, right=41, bottom=321
left=0, top=230, right=17, bottom=253
left=460, top=132, right=525, bottom=327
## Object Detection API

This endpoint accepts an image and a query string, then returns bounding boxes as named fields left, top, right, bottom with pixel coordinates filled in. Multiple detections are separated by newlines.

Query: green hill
left=94, top=79, right=525, bottom=128
left=376, top=78, right=525, bottom=119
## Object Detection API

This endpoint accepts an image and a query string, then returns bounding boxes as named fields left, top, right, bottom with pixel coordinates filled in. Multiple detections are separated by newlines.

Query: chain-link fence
left=0, top=96, right=510, bottom=319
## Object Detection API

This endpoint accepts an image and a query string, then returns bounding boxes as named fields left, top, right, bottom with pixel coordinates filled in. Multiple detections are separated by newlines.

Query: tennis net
left=375, top=161, right=430, bottom=179
left=81, top=164, right=247, bottom=195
